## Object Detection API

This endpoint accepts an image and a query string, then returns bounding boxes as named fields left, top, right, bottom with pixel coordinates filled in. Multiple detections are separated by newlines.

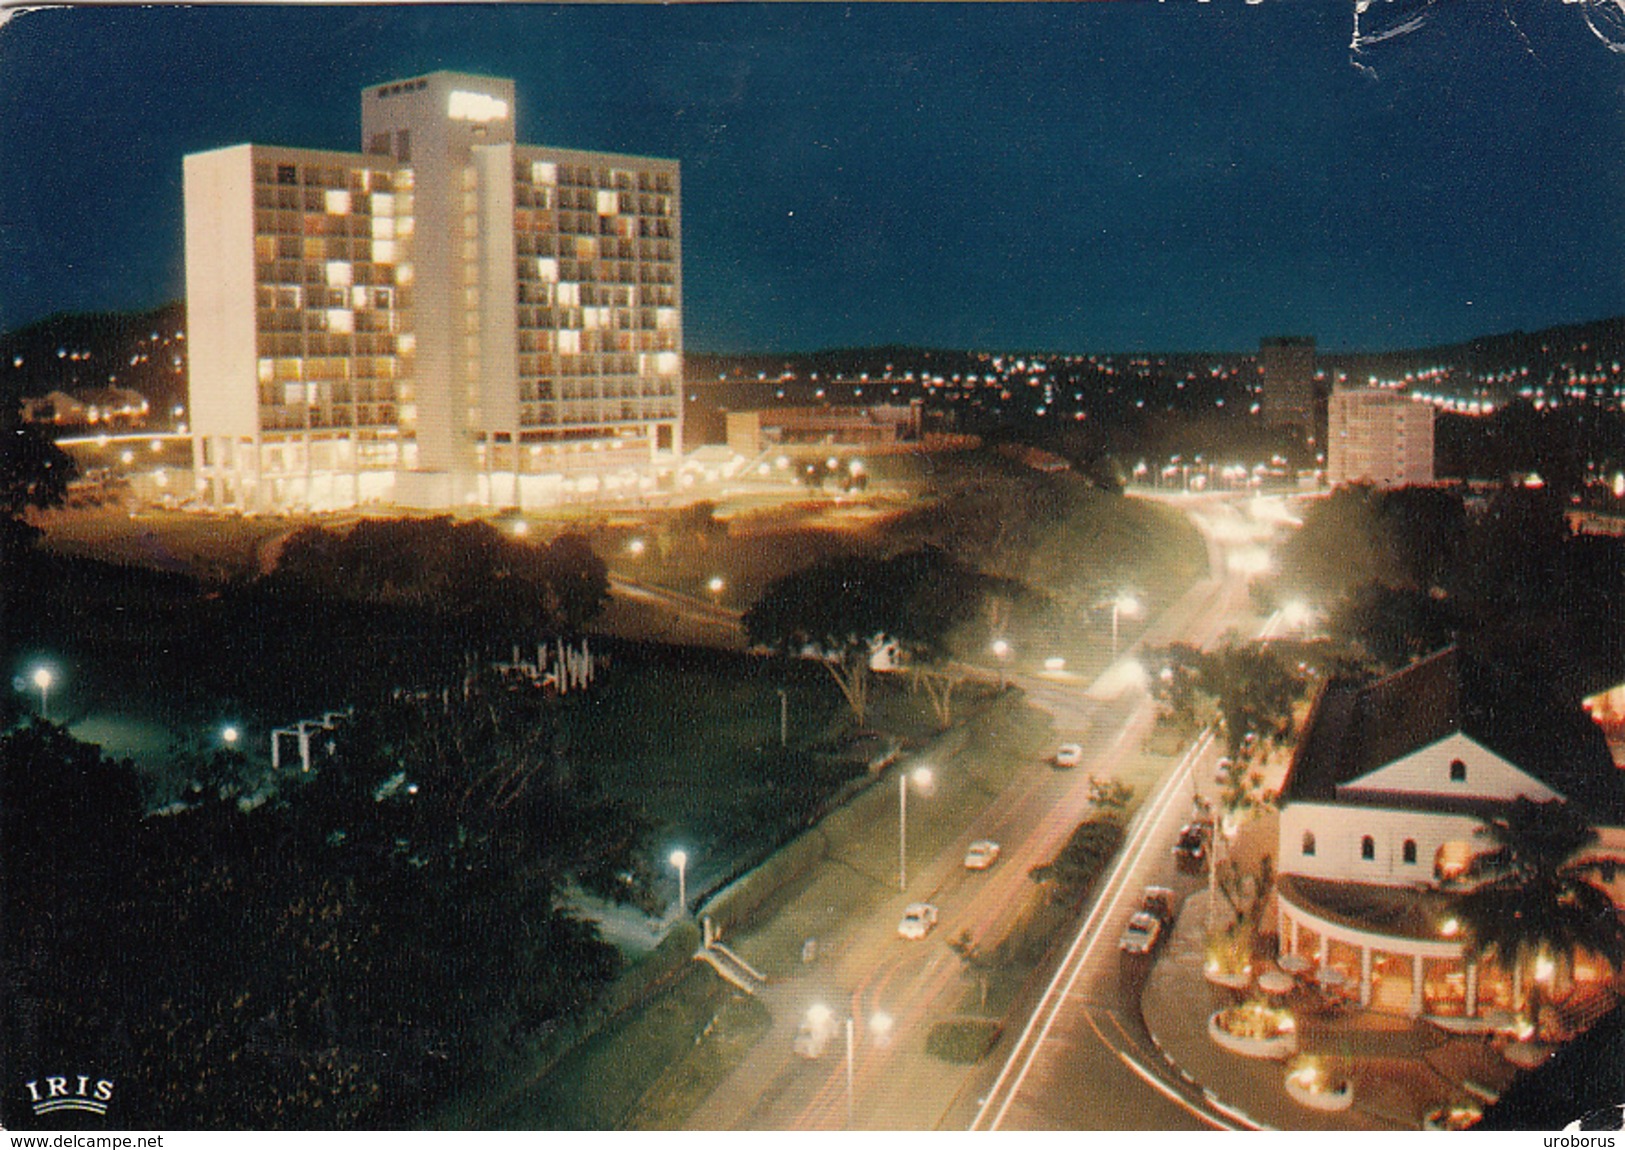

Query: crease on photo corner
left=1350, top=0, right=1625, bottom=79
left=0, top=6, right=67, bottom=38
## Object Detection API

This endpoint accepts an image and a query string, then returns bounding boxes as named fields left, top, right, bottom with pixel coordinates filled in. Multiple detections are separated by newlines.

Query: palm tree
left=1452, top=798, right=1625, bottom=1037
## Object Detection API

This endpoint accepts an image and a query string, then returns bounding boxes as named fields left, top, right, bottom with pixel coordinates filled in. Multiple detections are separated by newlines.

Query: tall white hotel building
left=184, top=72, right=682, bottom=510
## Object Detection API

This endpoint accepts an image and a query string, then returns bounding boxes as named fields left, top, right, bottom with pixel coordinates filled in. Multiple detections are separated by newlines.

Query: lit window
left=326, top=309, right=354, bottom=334
left=324, top=189, right=351, bottom=215
left=325, top=261, right=352, bottom=287
left=532, top=161, right=557, bottom=185
left=372, top=240, right=396, bottom=264
left=536, top=258, right=559, bottom=282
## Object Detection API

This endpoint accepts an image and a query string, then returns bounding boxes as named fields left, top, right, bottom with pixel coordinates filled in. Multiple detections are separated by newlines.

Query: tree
left=1452, top=798, right=1625, bottom=1038
left=538, top=531, right=610, bottom=632
left=1202, top=643, right=1302, bottom=759
left=744, top=547, right=991, bottom=726
left=1329, top=581, right=1460, bottom=671
left=1145, top=642, right=1301, bottom=758
left=1, top=397, right=77, bottom=562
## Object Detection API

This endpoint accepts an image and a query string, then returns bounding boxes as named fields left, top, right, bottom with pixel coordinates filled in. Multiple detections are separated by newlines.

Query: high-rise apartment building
left=1259, top=335, right=1318, bottom=449
left=185, top=72, right=681, bottom=511
left=1326, top=388, right=1435, bottom=488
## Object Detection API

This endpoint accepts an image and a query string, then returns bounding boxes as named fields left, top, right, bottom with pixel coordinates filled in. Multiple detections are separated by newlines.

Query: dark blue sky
left=1, top=2, right=1621, bottom=353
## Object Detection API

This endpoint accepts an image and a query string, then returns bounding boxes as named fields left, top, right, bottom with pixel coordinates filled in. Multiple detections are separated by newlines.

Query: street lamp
left=991, top=639, right=1010, bottom=690
left=221, top=725, right=240, bottom=747
left=776, top=688, right=788, bottom=748
left=1110, top=594, right=1141, bottom=657
left=31, top=667, right=53, bottom=720
left=707, top=575, right=725, bottom=603
left=670, top=849, right=689, bottom=916
left=898, top=766, right=934, bottom=891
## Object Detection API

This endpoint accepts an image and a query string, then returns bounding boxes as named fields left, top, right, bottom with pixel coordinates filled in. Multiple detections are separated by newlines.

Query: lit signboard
left=447, top=90, right=509, bottom=123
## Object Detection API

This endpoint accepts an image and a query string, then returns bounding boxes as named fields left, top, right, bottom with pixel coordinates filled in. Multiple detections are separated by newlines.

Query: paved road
left=682, top=494, right=1290, bottom=1130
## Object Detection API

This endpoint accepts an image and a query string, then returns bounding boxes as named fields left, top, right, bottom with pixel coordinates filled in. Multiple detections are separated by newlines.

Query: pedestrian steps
left=694, top=942, right=767, bottom=996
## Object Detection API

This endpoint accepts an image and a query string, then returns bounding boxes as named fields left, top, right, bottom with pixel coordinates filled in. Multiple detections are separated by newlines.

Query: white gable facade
left=1279, top=732, right=1564, bottom=888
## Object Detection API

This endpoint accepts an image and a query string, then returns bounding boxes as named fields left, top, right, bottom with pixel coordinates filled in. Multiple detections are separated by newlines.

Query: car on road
left=1055, top=743, right=1084, bottom=768
left=1172, top=823, right=1208, bottom=870
left=897, top=902, right=939, bottom=940
left=793, top=1008, right=837, bottom=1059
left=1119, top=911, right=1165, bottom=955
left=964, top=840, right=1001, bottom=870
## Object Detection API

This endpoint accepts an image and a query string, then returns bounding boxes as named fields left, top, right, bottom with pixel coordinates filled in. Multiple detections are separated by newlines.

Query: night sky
left=1, top=2, right=1621, bottom=354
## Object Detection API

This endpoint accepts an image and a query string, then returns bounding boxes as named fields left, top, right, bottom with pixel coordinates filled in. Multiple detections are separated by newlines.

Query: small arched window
left=1301, top=831, right=1317, bottom=857
left=1449, top=759, right=1467, bottom=782
left=1361, top=835, right=1376, bottom=861
left=1403, top=839, right=1418, bottom=865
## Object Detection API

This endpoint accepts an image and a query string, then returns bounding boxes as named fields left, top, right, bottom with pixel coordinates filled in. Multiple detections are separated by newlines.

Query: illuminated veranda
left=1276, top=875, right=1617, bottom=1022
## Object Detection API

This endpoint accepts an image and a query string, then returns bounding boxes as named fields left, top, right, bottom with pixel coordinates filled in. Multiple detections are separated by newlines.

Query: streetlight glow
left=898, top=766, right=933, bottom=891
left=670, top=849, right=689, bottom=916
left=1109, top=594, right=1141, bottom=657
left=221, top=725, right=240, bottom=746
left=31, top=667, right=53, bottom=719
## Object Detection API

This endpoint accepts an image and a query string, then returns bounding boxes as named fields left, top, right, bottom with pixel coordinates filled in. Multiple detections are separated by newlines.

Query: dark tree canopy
left=2, top=686, right=642, bottom=1129
left=268, top=517, right=610, bottom=641
left=744, top=546, right=993, bottom=664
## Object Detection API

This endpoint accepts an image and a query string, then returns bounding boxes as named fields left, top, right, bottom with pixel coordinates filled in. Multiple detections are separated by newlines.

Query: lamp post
left=670, top=849, right=689, bottom=916
left=31, top=667, right=52, bottom=720
left=777, top=688, right=788, bottom=748
left=991, top=639, right=1010, bottom=691
left=845, top=1016, right=855, bottom=1127
left=898, top=766, right=933, bottom=891
left=221, top=725, right=240, bottom=748
left=1111, top=594, right=1140, bottom=657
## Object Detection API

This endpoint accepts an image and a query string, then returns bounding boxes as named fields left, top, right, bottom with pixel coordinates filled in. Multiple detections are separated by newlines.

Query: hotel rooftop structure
left=184, top=72, right=681, bottom=510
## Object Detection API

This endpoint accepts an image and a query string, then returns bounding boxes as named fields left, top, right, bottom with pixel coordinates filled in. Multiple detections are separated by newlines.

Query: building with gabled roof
left=1275, top=646, right=1625, bottom=1019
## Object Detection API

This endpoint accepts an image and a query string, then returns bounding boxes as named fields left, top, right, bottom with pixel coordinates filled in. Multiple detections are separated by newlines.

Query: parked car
left=1213, top=756, right=1235, bottom=784
left=964, top=840, right=1001, bottom=870
left=1172, top=823, right=1208, bottom=870
left=1119, top=911, right=1164, bottom=955
left=1139, top=885, right=1178, bottom=924
left=897, top=902, right=939, bottom=940
left=1055, top=743, right=1084, bottom=768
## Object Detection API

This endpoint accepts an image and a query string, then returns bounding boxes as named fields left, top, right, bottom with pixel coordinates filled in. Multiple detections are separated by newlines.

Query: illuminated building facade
left=185, top=72, right=681, bottom=510
left=1326, top=387, right=1434, bottom=488
left=1275, top=648, right=1625, bottom=1019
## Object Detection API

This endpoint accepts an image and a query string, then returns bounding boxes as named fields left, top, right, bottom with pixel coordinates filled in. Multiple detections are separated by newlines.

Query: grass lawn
left=460, top=966, right=744, bottom=1129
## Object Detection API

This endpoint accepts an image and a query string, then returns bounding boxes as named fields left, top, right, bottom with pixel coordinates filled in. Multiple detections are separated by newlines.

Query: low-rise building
left=1275, top=647, right=1625, bottom=1019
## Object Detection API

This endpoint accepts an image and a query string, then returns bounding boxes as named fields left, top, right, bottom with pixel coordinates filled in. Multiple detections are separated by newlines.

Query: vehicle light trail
left=971, top=727, right=1215, bottom=1130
